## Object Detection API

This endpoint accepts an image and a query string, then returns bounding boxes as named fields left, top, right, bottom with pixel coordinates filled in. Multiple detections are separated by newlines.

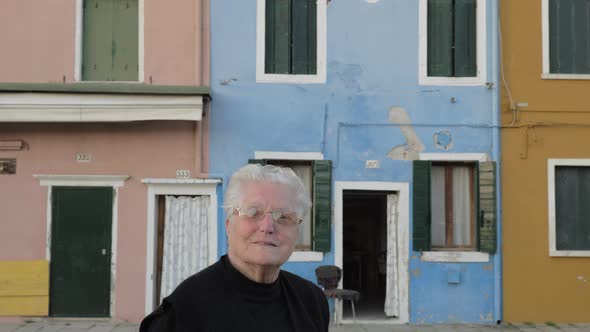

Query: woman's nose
left=258, top=212, right=275, bottom=233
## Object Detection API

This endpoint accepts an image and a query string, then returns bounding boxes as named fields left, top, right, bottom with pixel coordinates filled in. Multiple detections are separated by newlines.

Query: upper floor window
left=542, top=0, right=590, bottom=79
left=256, top=0, right=326, bottom=84
left=81, top=0, right=139, bottom=81
left=419, top=0, right=486, bottom=85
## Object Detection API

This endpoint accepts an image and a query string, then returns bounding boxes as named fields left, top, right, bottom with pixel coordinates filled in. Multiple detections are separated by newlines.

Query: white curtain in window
left=452, top=167, right=471, bottom=246
left=430, top=166, right=446, bottom=247
left=385, top=193, right=399, bottom=317
left=160, top=195, right=210, bottom=300
left=290, top=164, right=312, bottom=248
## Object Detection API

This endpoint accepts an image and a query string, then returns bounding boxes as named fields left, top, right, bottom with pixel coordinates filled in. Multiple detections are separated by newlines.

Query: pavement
left=1, top=321, right=590, bottom=332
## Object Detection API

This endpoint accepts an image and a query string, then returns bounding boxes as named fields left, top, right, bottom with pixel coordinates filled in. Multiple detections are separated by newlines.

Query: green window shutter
left=82, top=0, right=138, bottom=81
left=427, top=0, right=453, bottom=77
left=82, top=0, right=115, bottom=81
left=413, top=160, right=431, bottom=251
left=247, top=159, right=268, bottom=165
left=478, top=161, right=496, bottom=253
left=265, top=0, right=291, bottom=74
left=291, top=0, right=317, bottom=74
left=453, top=0, right=477, bottom=77
left=111, top=0, right=138, bottom=81
left=312, top=160, right=331, bottom=252
left=549, top=0, right=590, bottom=74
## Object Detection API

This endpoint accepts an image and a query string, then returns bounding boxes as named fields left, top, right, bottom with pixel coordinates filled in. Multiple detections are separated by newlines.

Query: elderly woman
left=140, top=164, right=330, bottom=332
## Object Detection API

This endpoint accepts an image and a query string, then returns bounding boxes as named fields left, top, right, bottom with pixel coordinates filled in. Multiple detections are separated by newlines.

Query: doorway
left=335, top=181, right=409, bottom=324
left=143, top=180, right=220, bottom=314
left=343, top=190, right=390, bottom=319
left=49, top=186, right=113, bottom=317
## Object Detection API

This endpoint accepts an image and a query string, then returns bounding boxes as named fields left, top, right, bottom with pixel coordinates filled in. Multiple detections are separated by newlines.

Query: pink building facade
left=0, top=0, right=213, bottom=323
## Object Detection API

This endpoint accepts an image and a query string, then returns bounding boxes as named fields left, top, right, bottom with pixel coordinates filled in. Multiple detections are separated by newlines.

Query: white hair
left=224, top=164, right=312, bottom=218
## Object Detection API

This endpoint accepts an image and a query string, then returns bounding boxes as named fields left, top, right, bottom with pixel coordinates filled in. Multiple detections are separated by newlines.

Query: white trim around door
left=334, top=181, right=410, bottom=324
left=34, top=174, right=129, bottom=318
left=142, top=178, right=221, bottom=314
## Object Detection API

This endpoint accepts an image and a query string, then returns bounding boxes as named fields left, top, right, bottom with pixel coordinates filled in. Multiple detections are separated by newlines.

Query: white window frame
left=418, top=0, right=487, bottom=86
left=541, top=0, right=590, bottom=80
left=142, top=178, right=221, bottom=314
left=255, top=0, right=327, bottom=84
left=75, top=0, right=145, bottom=82
left=548, top=159, right=590, bottom=257
left=254, top=151, right=324, bottom=261
left=34, top=174, right=130, bottom=318
left=418, top=152, right=491, bottom=262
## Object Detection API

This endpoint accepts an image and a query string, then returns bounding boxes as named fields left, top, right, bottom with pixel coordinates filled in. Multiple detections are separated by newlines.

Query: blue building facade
left=209, top=0, right=501, bottom=324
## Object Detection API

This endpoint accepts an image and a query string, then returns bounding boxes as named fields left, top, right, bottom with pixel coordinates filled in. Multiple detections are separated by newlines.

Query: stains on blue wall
left=210, top=0, right=499, bottom=324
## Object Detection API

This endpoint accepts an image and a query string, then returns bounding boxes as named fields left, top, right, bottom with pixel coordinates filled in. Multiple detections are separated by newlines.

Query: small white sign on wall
left=176, top=170, right=191, bottom=179
left=366, top=160, right=380, bottom=169
left=76, top=153, right=91, bottom=162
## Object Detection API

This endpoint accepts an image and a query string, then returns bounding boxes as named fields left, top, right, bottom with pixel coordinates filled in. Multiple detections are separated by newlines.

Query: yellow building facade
left=501, top=0, right=590, bottom=323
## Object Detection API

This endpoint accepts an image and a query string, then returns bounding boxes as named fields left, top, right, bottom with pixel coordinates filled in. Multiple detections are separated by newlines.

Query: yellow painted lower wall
left=502, top=125, right=590, bottom=322
left=0, top=260, right=49, bottom=316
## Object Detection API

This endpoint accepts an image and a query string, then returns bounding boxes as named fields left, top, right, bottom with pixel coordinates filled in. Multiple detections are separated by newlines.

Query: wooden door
left=49, top=187, right=112, bottom=317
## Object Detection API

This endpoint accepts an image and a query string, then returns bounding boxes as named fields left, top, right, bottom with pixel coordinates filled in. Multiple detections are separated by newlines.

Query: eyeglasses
left=233, top=206, right=302, bottom=226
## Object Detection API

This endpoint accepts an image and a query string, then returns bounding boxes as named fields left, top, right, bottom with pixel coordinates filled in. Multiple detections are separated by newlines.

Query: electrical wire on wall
left=498, top=13, right=517, bottom=126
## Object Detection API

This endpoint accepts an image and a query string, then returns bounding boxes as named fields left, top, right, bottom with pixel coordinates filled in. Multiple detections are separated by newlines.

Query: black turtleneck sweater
left=139, top=255, right=329, bottom=332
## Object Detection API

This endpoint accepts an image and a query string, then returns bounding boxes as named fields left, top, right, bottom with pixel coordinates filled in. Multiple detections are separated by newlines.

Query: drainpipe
left=202, top=0, right=210, bottom=87
left=194, top=0, right=211, bottom=179
left=194, top=97, right=210, bottom=178
left=491, top=0, right=503, bottom=324
left=194, top=0, right=210, bottom=86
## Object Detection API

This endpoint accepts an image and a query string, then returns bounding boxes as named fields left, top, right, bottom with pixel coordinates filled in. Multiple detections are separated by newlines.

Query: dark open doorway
left=342, top=190, right=389, bottom=320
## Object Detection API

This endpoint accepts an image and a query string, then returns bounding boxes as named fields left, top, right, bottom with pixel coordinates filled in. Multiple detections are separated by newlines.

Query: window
left=82, top=0, right=139, bottom=81
left=249, top=159, right=332, bottom=252
left=413, top=160, right=497, bottom=253
left=419, top=0, right=486, bottom=85
left=543, top=0, right=590, bottom=77
left=256, top=0, right=326, bottom=83
left=265, top=0, right=316, bottom=75
left=548, top=159, right=590, bottom=256
left=431, top=163, right=476, bottom=249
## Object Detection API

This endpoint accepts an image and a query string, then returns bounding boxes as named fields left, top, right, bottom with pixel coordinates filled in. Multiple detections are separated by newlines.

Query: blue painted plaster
left=209, top=0, right=500, bottom=323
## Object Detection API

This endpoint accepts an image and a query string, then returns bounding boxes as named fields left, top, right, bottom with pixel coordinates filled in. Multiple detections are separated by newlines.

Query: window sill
left=418, top=76, right=487, bottom=86
left=542, top=73, right=590, bottom=80
left=420, top=251, right=490, bottom=262
left=256, top=73, right=326, bottom=84
left=550, top=250, right=590, bottom=257
left=288, top=251, right=324, bottom=262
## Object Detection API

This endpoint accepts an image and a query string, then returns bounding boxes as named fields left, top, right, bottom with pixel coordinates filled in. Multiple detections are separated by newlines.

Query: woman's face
left=226, top=181, right=299, bottom=270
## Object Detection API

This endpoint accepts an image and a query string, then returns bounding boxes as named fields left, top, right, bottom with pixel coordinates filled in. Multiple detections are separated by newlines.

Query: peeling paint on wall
left=479, top=313, right=493, bottom=321
left=219, top=78, right=237, bottom=85
left=411, top=268, right=422, bottom=278
left=434, top=131, right=453, bottom=150
left=387, top=107, right=425, bottom=160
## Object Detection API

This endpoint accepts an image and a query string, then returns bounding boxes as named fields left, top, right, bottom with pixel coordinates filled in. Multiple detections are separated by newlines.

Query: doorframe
left=334, top=181, right=409, bottom=324
left=34, top=174, right=129, bottom=318
left=142, top=178, right=221, bottom=315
